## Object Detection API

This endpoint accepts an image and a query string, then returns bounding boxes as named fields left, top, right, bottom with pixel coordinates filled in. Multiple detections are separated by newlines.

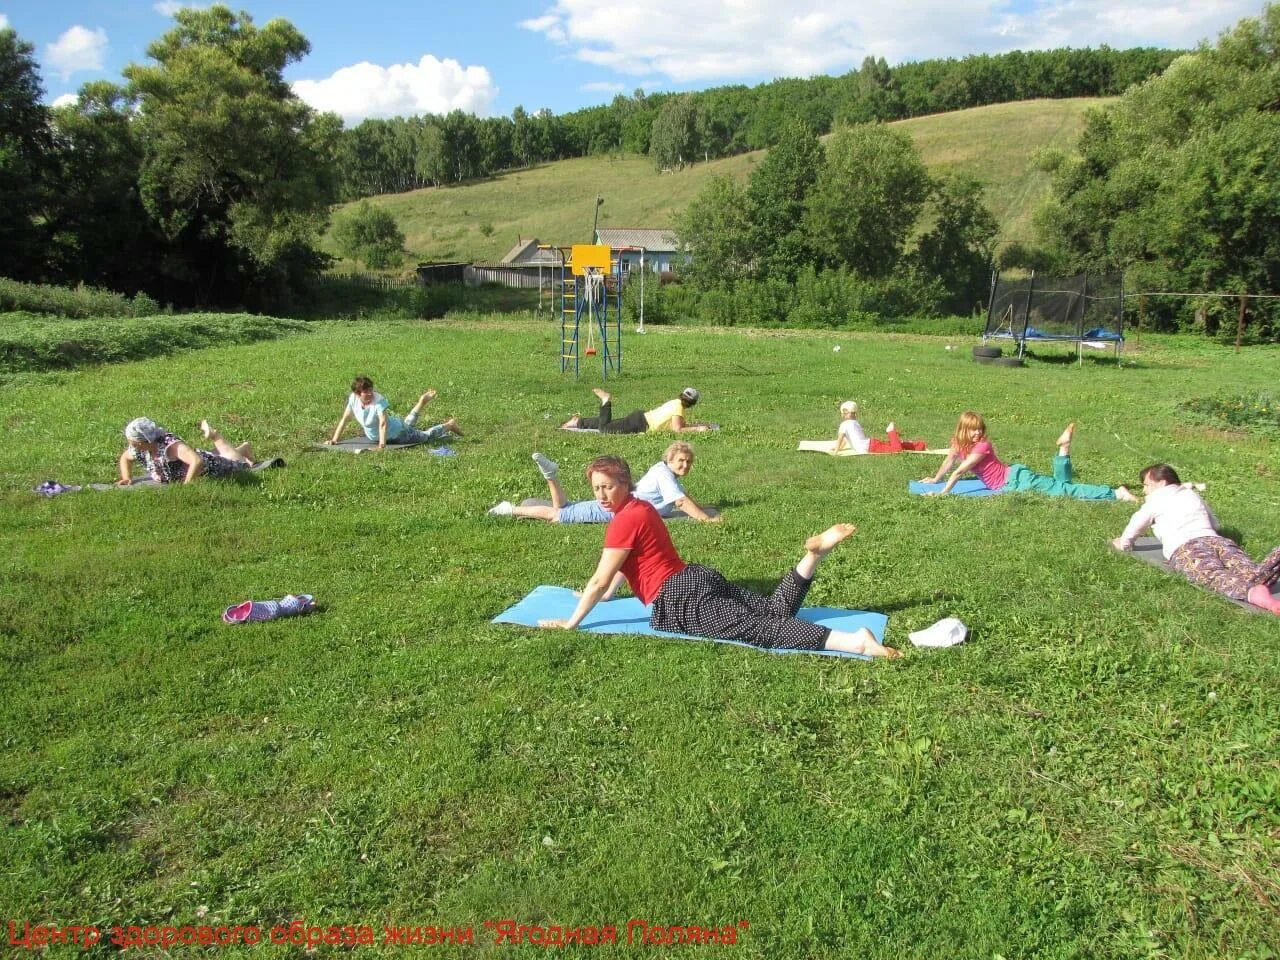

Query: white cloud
left=0, top=14, right=9, bottom=30
left=153, top=1, right=205, bottom=16
left=44, top=25, right=108, bottom=81
left=520, top=0, right=1261, bottom=83
left=51, top=93, right=78, bottom=108
left=581, top=81, right=626, bottom=92
left=292, top=55, right=498, bottom=125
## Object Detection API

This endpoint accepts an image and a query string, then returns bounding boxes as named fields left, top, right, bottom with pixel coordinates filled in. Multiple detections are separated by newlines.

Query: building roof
left=595, top=228, right=679, bottom=252
left=500, top=238, right=562, bottom=264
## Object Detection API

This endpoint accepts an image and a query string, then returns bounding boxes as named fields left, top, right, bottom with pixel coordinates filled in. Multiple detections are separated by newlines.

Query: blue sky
left=1, top=0, right=1266, bottom=124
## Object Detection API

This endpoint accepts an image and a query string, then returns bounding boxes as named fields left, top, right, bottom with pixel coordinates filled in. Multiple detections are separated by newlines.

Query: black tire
left=972, top=345, right=1002, bottom=359
left=991, top=356, right=1025, bottom=367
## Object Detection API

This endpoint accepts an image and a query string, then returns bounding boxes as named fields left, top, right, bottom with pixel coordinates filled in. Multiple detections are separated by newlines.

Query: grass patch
left=0, top=322, right=1277, bottom=958
left=0, top=312, right=308, bottom=376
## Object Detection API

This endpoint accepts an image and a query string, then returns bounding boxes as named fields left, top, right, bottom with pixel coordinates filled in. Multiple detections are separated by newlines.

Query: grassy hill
left=323, top=98, right=1105, bottom=271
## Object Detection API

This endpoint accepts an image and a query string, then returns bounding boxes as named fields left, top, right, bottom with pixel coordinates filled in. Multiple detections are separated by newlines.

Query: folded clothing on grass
left=223, top=593, right=317, bottom=624
left=908, top=479, right=1003, bottom=497
left=1127, top=536, right=1276, bottom=613
left=492, top=585, right=886, bottom=659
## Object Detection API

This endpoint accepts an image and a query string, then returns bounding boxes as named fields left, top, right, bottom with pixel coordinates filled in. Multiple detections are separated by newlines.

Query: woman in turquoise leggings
left=924, top=413, right=1137, bottom=501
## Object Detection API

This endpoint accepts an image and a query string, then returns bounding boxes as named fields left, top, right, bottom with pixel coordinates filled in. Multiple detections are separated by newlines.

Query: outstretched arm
left=922, top=450, right=958, bottom=485
left=328, top=406, right=352, bottom=444
left=541, top=548, right=630, bottom=629
left=930, top=450, right=984, bottom=496
left=674, top=494, right=720, bottom=523
left=669, top=415, right=710, bottom=434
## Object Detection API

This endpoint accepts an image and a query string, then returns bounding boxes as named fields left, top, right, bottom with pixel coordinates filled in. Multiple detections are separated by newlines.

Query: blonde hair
left=664, top=441, right=694, bottom=462
left=839, top=400, right=858, bottom=416
left=951, top=411, right=987, bottom=453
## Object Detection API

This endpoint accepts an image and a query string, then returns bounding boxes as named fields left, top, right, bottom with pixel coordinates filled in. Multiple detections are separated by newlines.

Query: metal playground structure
left=550, top=243, right=635, bottom=379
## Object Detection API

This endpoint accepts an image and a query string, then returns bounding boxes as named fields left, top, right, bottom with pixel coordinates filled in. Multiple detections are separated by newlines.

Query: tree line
left=334, top=46, right=1182, bottom=199
left=1026, top=3, right=1280, bottom=338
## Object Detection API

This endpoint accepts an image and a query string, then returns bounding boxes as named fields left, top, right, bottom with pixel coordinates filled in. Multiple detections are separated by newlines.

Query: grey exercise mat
left=1129, top=536, right=1276, bottom=612
left=518, top=497, right=719, bottom=521
left=89, top=458, right=285, bottom=490
left=312, top=438, right=436, bottom=453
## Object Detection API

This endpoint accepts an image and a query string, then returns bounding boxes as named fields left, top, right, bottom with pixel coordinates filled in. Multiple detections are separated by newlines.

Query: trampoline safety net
left=984, top=271, right=1124, bottom=359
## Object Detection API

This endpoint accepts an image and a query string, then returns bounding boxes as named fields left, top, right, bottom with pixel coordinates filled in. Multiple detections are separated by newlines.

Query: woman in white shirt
left=1112, top=463, right=1280, bottom=613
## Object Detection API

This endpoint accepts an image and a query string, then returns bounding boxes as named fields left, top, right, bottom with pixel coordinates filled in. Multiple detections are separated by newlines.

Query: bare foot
left=804, top=523, right=857, bottom=557
left=562, top=415, right=581, bottom=429
left=1115, top=485, right=1138, bottom=502
left=827, top=626, right=902, bottom=658
left=199, top=419, right=214, bottom=440
left=591, top=388, right=611, bottom=404
left=885, top=422, right=896, bottom=434
left=420, top=389, right=437, bottom=404
left=1056, top=422, right=1076, bottom=449
left=444, top=417, right=463, bottom=436
left=1246, top=584, right=1280, bottom=615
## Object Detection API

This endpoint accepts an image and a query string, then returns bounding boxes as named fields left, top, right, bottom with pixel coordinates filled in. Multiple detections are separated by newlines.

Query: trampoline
left=984, top=271, right=1125, bottom=364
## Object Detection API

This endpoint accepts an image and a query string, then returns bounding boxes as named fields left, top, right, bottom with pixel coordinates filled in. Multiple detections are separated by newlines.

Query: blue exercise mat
left=492, top=585, right=886, bottom=659
left=908, top=479, right=1003, bottom=497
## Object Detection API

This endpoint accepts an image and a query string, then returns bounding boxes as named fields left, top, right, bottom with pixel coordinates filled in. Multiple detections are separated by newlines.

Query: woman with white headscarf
left=118, top=418, right=255, bottom=485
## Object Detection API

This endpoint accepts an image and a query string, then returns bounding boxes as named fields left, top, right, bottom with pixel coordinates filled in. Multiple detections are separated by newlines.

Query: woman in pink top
left=1111, top=463, right=1280, bottom=614
left=923, top=413, right=1136, bottom=502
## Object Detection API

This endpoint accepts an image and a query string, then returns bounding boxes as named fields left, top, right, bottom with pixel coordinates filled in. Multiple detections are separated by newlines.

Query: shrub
left=1180, top=392, right=1280, bottom=433
left=331, top=201, right=406, bottom=270
left=0, top=277, right=166, bottom=318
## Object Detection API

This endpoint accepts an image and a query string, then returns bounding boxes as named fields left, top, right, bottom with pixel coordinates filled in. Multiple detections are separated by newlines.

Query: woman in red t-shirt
left=539, top=456, right=899, bottom=657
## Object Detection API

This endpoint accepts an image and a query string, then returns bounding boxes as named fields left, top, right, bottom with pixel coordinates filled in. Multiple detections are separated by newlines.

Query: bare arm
left=922, top=450, right=959, bottom=484
left=377, top=410, right=388, bottom=449
left=675, top=494, right=720, bottom=523
left=117, top=449, right=134, bottom=485
left=171, top=442, right=205, bottom=485
left=600, top=570, right=628, bottom=601
left=328, top=406, right=352, bottom=443
left=669, top=415, right=710, bottom=434
left=541, top=547, right=630, bottom=629
left=931, top=450, right=984, bottom=496
left=834, top=429, right=848, bottom=452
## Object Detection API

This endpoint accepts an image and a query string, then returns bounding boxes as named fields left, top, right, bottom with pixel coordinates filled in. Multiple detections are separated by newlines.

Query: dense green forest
left=333, top=46, right=1180, bottom=200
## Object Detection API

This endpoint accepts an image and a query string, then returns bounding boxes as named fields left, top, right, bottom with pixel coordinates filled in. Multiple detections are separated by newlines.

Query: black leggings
left=649, top=564, right=831, bottom=650
left=577, top=400, right=648, bottom=434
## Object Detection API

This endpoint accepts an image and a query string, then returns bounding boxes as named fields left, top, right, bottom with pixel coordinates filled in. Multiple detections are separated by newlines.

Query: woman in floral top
left=117, top=417, right=255, bottom=485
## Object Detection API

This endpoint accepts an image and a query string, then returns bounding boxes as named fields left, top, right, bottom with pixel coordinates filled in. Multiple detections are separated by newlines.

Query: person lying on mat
left=537, top=455, right=898, bottom=657
left=834, top=400, right=927, bottom=453
left=922, top=413, right=1137, bottom=502
left=1111, top=463, right=1280, bottom=614
left=118, top=417, right=256, bottom=485
left=325, top=375, right=462, bottom=450
left=489, top=442, right=720, bottom=523
left=561, top=387, right=711, bottom=434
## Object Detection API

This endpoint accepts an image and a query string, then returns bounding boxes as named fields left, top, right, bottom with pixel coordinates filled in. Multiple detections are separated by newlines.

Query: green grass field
left=2, top=318, right=1277, bottom=958
left=323, top=99, right=1102, bottom=270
